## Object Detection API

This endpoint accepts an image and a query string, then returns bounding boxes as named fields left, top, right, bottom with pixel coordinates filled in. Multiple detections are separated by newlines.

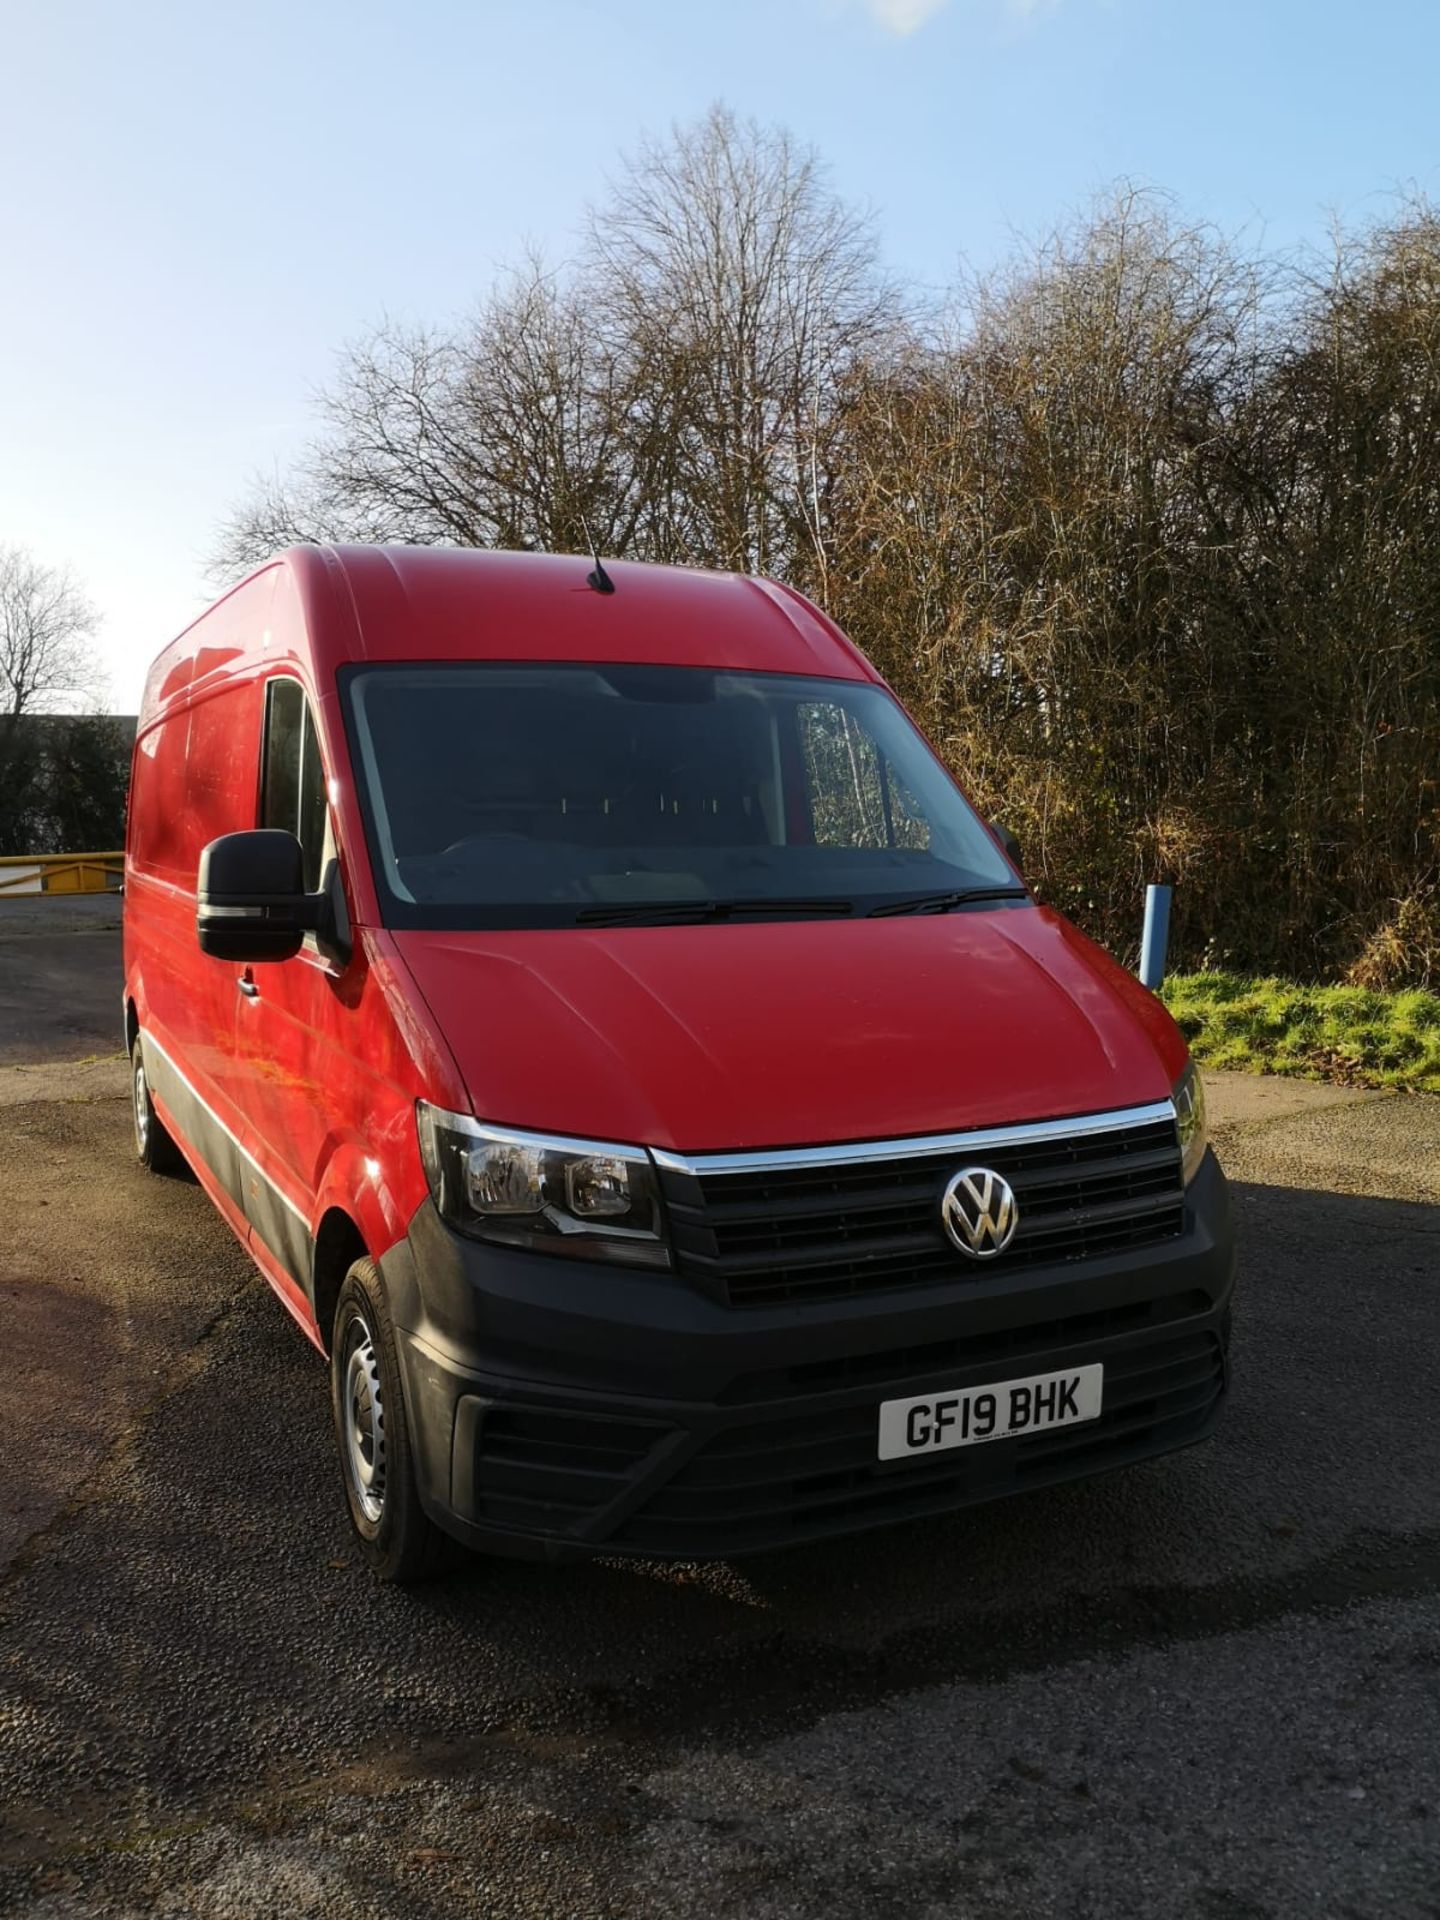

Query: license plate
left=877, top=1363, right=1104, bottom=1462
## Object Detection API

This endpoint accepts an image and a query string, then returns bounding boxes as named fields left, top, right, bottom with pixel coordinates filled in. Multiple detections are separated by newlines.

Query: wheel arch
left=312, top=1208, right=369, bottom=1354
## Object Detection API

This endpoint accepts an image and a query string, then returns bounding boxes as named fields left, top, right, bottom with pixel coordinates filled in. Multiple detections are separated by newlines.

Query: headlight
left=1173, top=1059, right=1208, bottom=1185
left=415, top=1103, right=670, bottom=1268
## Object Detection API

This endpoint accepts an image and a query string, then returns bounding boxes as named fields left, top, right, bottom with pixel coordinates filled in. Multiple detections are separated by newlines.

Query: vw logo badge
left=941, top=1165, right=1019, bottom=1260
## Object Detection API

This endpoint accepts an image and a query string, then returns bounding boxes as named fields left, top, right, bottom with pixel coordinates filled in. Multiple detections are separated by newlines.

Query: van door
left=227, top=675, right=341, bottom=1301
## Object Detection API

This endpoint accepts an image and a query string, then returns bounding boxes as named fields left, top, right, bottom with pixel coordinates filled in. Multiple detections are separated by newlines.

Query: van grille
left=657, top=1109, right=1184, bottom=1308
left=719, top=1290, right=1212, bottom=1404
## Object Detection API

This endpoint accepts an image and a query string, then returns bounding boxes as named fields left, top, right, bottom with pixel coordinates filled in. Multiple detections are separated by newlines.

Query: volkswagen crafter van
left=124, top=546, right=1232, bottom=1580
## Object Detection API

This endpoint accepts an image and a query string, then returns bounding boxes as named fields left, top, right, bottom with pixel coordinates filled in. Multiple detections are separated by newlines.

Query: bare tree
left=585, top=104, right=899, bottom=584
left=214, top=106, right=898, bottom=590
left=0, top=545, right=99, bottom=731
left=1255, top=198, right=1440, bottom=984
left=211, top=137, right=1440, bottom=986
left=212, top=327, right=472, bottom=577
left=213, top=264, right=637, bottom=579
left=827, top=189, right=1273, bottom=953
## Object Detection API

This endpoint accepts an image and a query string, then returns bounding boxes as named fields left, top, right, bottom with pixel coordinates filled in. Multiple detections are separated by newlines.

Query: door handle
left=237, top=971, right=259, bottom=999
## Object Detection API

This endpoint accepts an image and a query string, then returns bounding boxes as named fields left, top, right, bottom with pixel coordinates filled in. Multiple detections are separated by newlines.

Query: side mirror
left=197, top=830, right=320, bottom=962
left=991, top=821, right=1023, bottom=873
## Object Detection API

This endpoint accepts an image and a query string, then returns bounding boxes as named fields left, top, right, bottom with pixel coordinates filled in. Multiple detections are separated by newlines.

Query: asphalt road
left=2, top=909, right=1438, bottom=1918
left=0, top=895, right=123, bottom=1066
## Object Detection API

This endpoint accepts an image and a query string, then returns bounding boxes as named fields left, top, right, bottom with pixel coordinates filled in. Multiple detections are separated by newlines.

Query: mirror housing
left=197, top=830, right=321, bottom=962
left=990, top=821, right=1023, bottom=873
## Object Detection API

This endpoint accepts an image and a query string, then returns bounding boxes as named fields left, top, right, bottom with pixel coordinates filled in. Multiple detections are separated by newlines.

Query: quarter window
left=261, top=678, right=328, bottom=892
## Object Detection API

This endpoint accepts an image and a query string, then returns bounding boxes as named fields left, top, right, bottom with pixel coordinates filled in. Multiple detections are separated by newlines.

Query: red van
left=124, top=546, right=1232, bottom=1580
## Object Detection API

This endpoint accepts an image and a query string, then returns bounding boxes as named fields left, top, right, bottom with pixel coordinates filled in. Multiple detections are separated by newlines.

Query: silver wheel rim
left=341, top=1313, right=387, bottom=1525
left=133, top=1054, right=150, bottom=1155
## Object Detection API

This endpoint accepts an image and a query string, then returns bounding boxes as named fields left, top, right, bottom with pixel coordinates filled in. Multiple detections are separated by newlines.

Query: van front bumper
left=381, top=1149, right=1235, bottom=1561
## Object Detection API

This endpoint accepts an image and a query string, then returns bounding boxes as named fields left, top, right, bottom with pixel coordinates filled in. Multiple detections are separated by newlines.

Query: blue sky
left=3, top=0, right=1437, bottom=708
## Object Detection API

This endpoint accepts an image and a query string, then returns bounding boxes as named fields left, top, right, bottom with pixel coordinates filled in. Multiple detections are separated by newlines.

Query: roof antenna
left=580, top=515, right=616, bottom=595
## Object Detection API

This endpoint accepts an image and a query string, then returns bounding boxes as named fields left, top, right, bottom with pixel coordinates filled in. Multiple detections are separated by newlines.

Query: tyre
left=131, top=1036, right=187, bottom=1176
left=331, top=1257, right=459, bottom=1583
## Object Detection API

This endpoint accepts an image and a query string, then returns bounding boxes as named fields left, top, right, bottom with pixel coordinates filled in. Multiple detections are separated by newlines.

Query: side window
left=796, top=701, right=932, bottom=851
left=261, top=679, right=329, bottom=893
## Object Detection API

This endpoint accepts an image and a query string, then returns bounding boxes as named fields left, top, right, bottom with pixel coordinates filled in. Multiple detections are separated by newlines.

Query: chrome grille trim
left=652, top=1098, right=1178, bottom=1179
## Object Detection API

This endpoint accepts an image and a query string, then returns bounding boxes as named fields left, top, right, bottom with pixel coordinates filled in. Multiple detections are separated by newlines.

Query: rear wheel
left=331, top=1258, right=458, bottom=1583
left=131, top=1037, right=186, bottom=1176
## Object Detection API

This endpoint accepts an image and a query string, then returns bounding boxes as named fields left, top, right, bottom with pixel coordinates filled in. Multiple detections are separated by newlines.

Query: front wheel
left=331, top=1258, right=458, bottom=1583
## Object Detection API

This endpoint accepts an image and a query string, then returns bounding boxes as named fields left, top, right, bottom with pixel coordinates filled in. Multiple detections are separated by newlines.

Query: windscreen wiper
left=575, top=898, right=855, bottom=927
left=867, top=887, right=1029, bottom=918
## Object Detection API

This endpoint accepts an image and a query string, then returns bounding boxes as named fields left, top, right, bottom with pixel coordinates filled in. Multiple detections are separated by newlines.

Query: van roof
left=141, top=546, right=877, bottom=724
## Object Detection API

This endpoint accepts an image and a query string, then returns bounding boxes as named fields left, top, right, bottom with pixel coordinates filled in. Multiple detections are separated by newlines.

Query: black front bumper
left=381, top=1150, right=1235, bottom=1562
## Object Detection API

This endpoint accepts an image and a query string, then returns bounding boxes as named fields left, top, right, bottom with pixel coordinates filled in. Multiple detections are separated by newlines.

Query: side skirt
left=142, top=1030, right=324, bottom=1354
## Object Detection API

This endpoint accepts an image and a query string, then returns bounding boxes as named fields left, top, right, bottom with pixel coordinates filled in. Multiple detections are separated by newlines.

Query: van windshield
left=340, top=664, right=1023, bottom=930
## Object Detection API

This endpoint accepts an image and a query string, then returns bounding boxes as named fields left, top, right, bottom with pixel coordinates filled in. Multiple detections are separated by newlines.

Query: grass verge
left=1160, top=973, right=1440, bottom=1093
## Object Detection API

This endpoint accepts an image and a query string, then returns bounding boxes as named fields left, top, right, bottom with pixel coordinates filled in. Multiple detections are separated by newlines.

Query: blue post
left=1139, top=883, right=1172, bottom=990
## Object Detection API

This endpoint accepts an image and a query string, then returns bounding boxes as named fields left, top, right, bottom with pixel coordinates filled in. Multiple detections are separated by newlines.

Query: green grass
left=1160, top=973, right=1440, bottom=1093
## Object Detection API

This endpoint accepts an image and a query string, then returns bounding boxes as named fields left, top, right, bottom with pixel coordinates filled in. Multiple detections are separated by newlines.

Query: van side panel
left=127, top=557, right=469, bottom=1353
left=127, top=571, right=285, bottom=1317
left=127, top=675, right=264, bottom=1140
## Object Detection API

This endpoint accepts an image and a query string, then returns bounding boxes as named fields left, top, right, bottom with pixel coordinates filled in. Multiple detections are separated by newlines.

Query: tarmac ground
left=2, top=905, right=1437, bottom=1918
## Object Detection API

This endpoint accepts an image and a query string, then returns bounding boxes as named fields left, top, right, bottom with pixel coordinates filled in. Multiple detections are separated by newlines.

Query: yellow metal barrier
left=0, top=853, right=124, bottom=896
